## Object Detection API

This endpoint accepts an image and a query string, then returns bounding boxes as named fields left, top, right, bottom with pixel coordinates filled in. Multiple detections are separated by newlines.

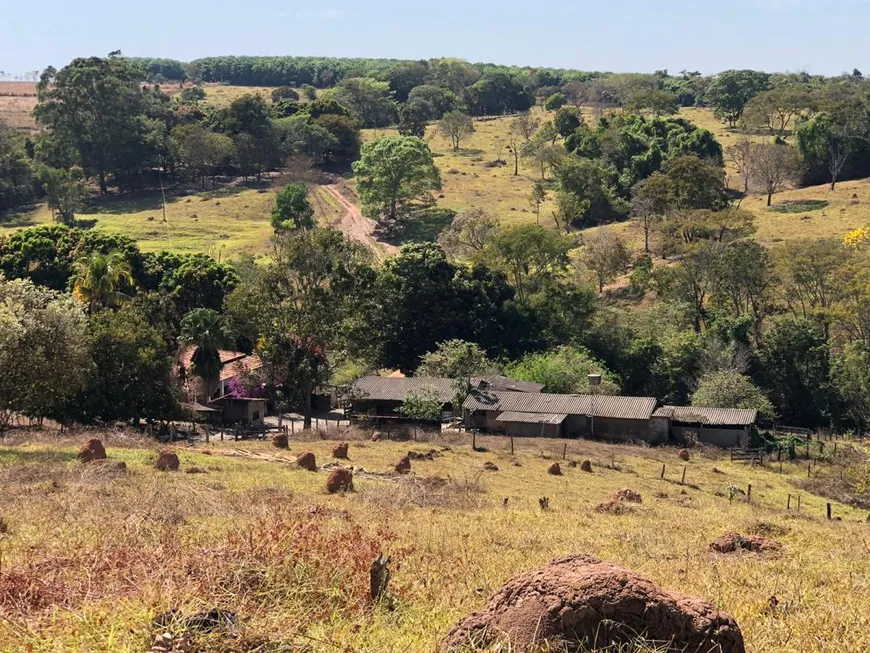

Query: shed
left=463, top=390, right=658, bottom=441
left=350, top=376, right=456, bottom=419
left=654, top=406, right=757, bottom=448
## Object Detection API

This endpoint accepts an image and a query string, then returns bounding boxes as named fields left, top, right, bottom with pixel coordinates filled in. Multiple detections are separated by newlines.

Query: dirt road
left=322, top=184, right=398, bottom=259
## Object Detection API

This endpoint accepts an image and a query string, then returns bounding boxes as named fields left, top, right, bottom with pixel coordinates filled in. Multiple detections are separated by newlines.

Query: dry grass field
left=0, top=428, right=868, bottom=652
left=0, top=81, right=38, bottom=131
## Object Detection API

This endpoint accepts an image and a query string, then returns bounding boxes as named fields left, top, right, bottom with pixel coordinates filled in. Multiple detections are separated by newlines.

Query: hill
left=1, top=428, right=867, bottom=651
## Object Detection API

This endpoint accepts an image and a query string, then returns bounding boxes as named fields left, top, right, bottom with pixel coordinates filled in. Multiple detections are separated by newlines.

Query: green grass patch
left=769, top=199, right=830, bottom=213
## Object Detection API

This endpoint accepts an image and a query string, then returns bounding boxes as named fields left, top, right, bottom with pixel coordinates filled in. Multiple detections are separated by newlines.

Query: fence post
left=472, top=430, right=476, bottom=451
left=827, top=503, right=832, bottom=520
left=787, top=494, right=791, bottom=510
left=291, top=420, right=295, bottom=435
left=747, top=484, right=752, bottom=503
left=808, top=463, right=812, bottom=478
left=681, top=466, right=687, bottom=485
left=660, top=464, right=665, bottom=480
left=510, top=434, right=514, bottom=455
left=562, top=443, right=567, bottom=460
left=797, top=495, right=801, bottom=511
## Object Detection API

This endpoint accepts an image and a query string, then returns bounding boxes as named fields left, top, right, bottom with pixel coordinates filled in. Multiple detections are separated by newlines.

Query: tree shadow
left=451, top=148, right=485, bottom=157
left=0, top=448, right=77, bottom=464
left=389, top=208, right=455, bottom=245
left=0, top=206, right=42, bottom=227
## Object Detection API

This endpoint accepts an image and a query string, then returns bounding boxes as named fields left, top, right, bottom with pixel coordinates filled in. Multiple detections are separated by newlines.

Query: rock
left=409, top=449, right=439, bottom=460
left=709, top=533, right=780, bottom=555
left=296, top=452, right=317, bottom=471
left=679, top=449, right=690, bottom=461
left=155, top=450, right=180, bottom=471
left=483, top=461, right=499, bottom=471
left=371, top=432, right=382, bottom=442
left=580, top=460, right=592, bottom=473
left=712, top=467, right=724, bottom=474
left=595, top=499, right=634, bottom=515
left=92, top=460, right=128, bottom=475
left=77, top=438, right=107, bottom=463
left=395, top=455, right=411, bottom=474
left=273, top=433, right=289, bottom=449
left=547, top=462, right=562, bottom=476
left=333, top=442, right=349, bottom=459
left=567, top=460, right=578, bottom=468
left=441, top=553, right=745, bottom=652
left=609, top=488, right=642, bottom=504
left=326, top=468, right=354, bottom=493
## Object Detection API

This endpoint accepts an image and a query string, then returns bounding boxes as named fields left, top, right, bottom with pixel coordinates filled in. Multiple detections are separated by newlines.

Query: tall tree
left=34, top=53, right=160, bottom=193
left=439, top=111, right=474, bottom=150
left=352, top=136, right=441, bottom=226
left=271, top=182, right=314, bottom=231
left=180, top=308, right=227, bottom=396
left=705, top=69, right=770, bottom=128
left=582, top=227, right=631, bottom=292
left=750, top=142, right=800, bottom=206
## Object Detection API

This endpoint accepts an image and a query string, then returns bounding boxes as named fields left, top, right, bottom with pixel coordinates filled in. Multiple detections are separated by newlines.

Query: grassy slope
left=0, top=431, right=868, bottom=652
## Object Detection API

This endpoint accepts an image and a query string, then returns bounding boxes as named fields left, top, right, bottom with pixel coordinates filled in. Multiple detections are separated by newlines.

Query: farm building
left=651, top=406, right=757, bottom=448
left=178, top=347, right=266, bottom=424
left=350, top=376, right=457, bottom=419
left=463, top=390, right=658, bottom=442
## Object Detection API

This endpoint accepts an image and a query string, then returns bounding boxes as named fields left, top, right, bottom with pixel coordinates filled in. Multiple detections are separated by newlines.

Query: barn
left=652, top=406, right=757, bottom=448
left=462, top=390, right=658, bottom=442
left=350, top=376, right=456, bottom=419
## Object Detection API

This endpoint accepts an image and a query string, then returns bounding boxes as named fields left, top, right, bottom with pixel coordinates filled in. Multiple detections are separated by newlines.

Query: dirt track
left=323, top=184, right=398, bottom=259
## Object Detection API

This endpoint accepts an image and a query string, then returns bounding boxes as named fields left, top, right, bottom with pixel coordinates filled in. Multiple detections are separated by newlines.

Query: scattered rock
left=567, top=460, right=578, bottom=468
left=155, top=450, right=180, bottom=471
left=296, top=452, right=317, bottom=471
left=709, top=532, right=781, bottom=555
left=609, top=488, right=642, bottom=504
left=547, top=462, right=562, bottom=476
left=273, top=433, right=289, bottom=449
left=77, top=438, right=107, bottom=463
left=483, top=461, right=499, bottom=471
left=679, top=449, right=690, bottom=461
left=332, top=442, right=349, bottom=459
left=712, top=467, right=724, bottom=474
left=326, top=468, right=354, bottom=493
left=0, top=516, right=9, bottom=534
left=595, top=499, right=634, bottom=515
left=441, top=553, right=745, bottom=652
left=653, top=492, right=669, bottom=499
left=580, top=460, right=592, bottom=473
left=371, top=432, right=382, bottom=442
left=395, top=455, right=411, bottom=474
left=539, top=497, right=550, bottom=510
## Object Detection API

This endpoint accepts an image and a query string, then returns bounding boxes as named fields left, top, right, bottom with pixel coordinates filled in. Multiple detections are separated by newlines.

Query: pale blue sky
left=2, top=0, right=869, bottom=76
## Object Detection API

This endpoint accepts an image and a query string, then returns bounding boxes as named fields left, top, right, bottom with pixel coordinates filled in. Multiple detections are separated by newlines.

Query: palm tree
left=180, top=308, right=227, bottom=398
left=72, top=250, right=133, bottom=313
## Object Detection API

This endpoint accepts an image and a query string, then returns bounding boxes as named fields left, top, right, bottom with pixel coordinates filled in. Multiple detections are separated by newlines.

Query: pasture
left=0, top=81, right=38, bottom=130
left=0, top=428, right=868, bottom=652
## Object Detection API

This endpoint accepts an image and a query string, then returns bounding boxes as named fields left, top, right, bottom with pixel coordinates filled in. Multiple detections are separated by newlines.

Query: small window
left=253, top=410, right=260, bottom=421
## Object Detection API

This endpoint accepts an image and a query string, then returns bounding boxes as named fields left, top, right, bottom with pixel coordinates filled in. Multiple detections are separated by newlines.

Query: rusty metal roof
left=463, top=390, right=657, bottom=420
left=352, top=376, right=456, bottom=403
left=496, top=411, right=567, bottom=425
left=654, top=406, right=757, bottom=426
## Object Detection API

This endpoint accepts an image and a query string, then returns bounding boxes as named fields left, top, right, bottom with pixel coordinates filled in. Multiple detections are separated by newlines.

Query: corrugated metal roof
left=654, top=406, right=757, bottom=426
left=496, top=411, right=567, bottom=424
left=352, top=376, right=456, bottom=403
left=463, top=390, right=657, bottom=420
left=475, top=375, right=544, bottom=393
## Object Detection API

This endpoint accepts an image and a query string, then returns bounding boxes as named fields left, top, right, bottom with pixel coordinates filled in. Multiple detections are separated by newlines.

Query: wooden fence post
left=787, top=494, right=791, bottom=510
left=472, top=430, right=476, bottom=451
left=562, top=443, right=567, bottom=460
left=747, top=484, right=752, bottom=503
left=510, top=434, right=514, bottom=455
left=660, top=464, right=665, bottom=480
left=681, top=466, right=687, bottom=485
left=291, top=420, right=295, bottom=435
left=797, top=495, right=801, bottom=511
left=808, top=463, right=812, bottom=478
left=827, top=503, right=832, bottom=520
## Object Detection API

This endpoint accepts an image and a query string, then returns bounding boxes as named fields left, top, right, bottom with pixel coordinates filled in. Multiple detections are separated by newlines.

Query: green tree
left=553, top=106, right=584, bottom=138
left=528, top=181, right=547, bottom=225
left=437, top=207, right=500, bottom=260
left=742, top=85, right=814, bottom=138
left=271, top=86, right=299, bottom=102
left=330, top=78, right=397, bottom=128
left=831, top=341, right=870, bottom=431
left=398, top=385, right=444, bottom=436
left=180, top=308, right=227, bottom=393
left=352, top=136, right=441, bottom=225
left=314, top=114, right=362, bottom=161
left=158, top=253, right=239, bottom=316
left=225, top=93, right=271, bottom=137
left=505, top=346, right=619, bottom=395
left=487, top=224, right=573, bottom=303
left=274, top=115, right=339, bottom=163
left=172, top=124, right=234, bottom=187
left=544, top=92, right=568, bottom=111
left=34, top=53, right=163, bottom=194
left=439, top=111, right=474, bottom=150
left=72, top=250, right=134, bottom=314
left=271, top=182, right=315, bottom=231
left=795, top=111, right=858, bottom=190
left=554, top=157, right=626, bottom=229
left=691, top=371, right=775, bottom=421
left=0, top=121, right=37, bottom=212
left=407, top=85, right=459, bottom=119
left=705, top=69, right=770, bottom=128
left=34, top=165, right=88, bottom=226
left=416, top=339, right=490, bottom=378
left=76, top=306, right=177, bottom=424
left=397, top=101, right=429, bottom=138
left=0, top=277, right=90, bottom=429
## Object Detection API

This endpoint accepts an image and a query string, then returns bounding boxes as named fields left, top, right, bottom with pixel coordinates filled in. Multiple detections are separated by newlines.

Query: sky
left=3, top=0, right=870, bottom=77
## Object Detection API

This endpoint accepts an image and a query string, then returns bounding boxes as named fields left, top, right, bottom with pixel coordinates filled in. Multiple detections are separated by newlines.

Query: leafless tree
left=437, top=207, right=501, bottom=260
left=582, top=227, right=631, bottom=292
left=751, top=143, right=801, bottom=206
left=726, top=138, right=756, bottom=196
